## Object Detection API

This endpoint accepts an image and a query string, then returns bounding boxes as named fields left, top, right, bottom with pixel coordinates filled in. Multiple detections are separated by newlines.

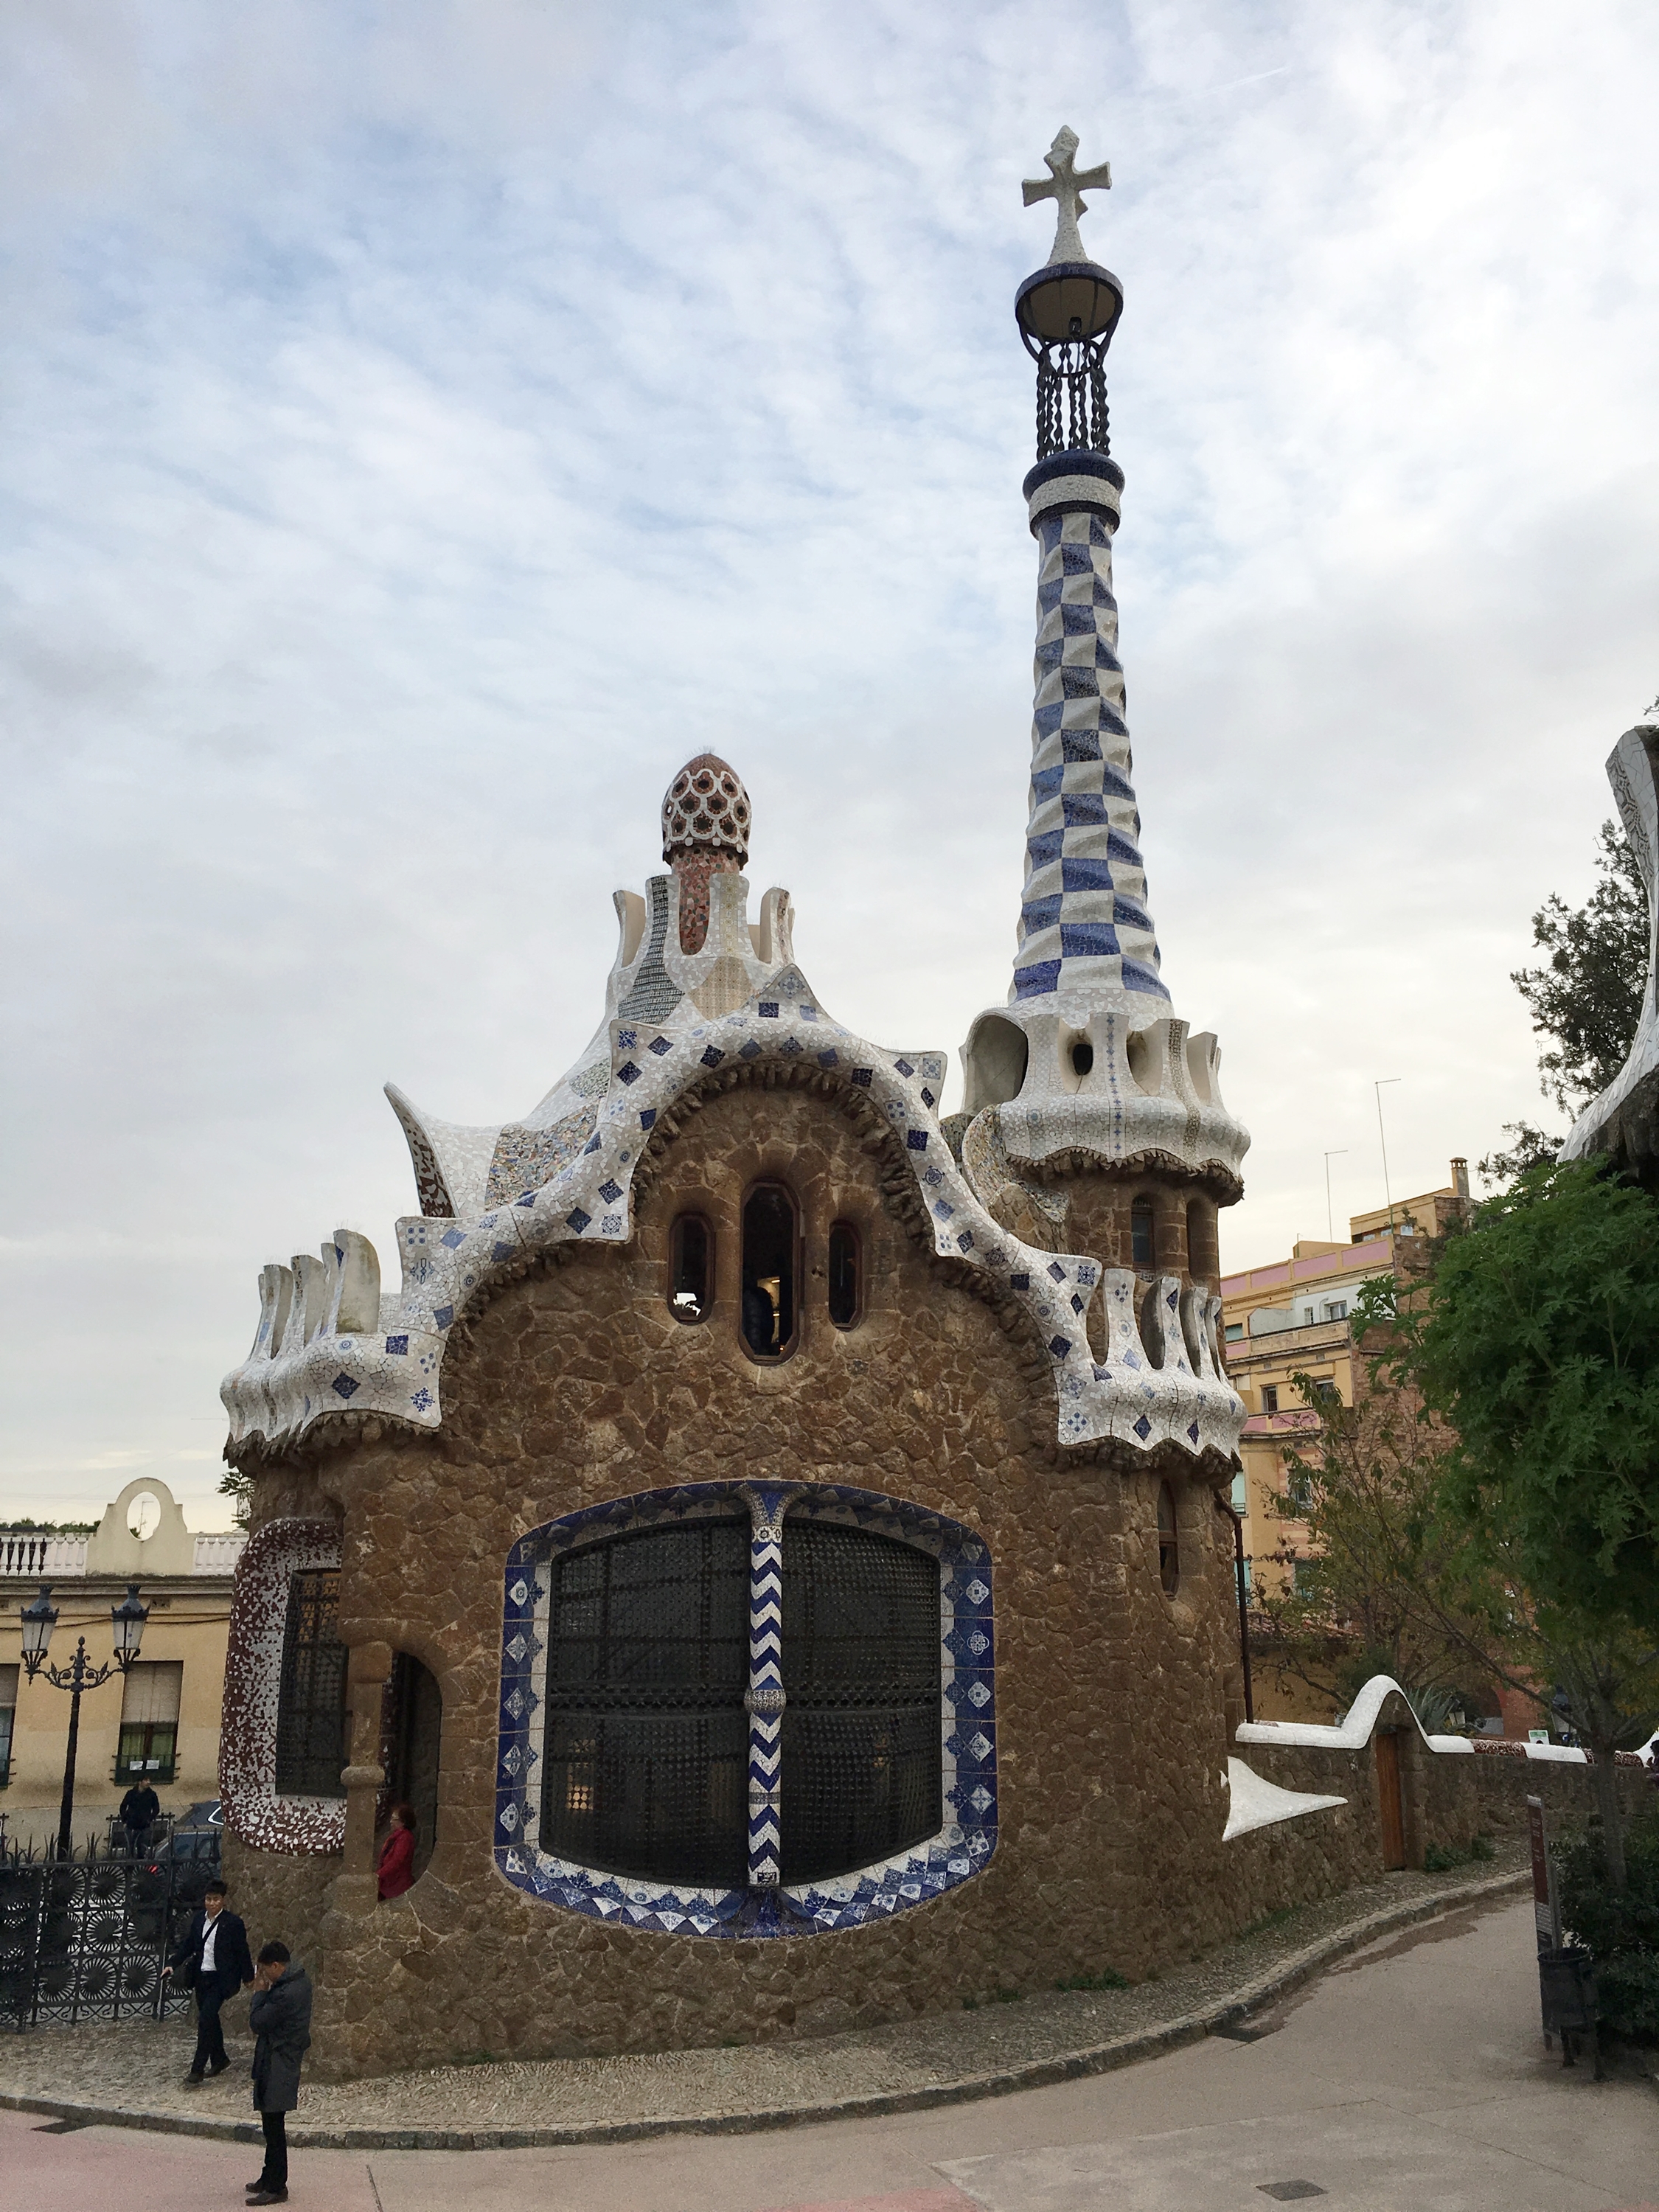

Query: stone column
left=332, top=1638, right=392, bottom=1917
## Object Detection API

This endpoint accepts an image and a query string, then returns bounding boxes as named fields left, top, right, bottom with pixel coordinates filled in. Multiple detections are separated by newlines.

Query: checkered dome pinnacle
left=662, top=754, right=751, bottom=868
left=1012, top=510, right=1169, bottom=1006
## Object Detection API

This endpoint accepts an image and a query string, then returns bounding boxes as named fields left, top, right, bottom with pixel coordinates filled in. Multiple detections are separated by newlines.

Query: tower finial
left=1022, top=126, right=1113, bottom=266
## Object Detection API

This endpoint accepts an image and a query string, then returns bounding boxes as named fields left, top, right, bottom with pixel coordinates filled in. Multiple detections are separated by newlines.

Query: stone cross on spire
left=1023, top=126, right=1111, bottom=266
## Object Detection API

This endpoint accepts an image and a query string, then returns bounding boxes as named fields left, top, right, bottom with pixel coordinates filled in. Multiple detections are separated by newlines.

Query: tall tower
left=957, top=130, right=1248, bottom=1295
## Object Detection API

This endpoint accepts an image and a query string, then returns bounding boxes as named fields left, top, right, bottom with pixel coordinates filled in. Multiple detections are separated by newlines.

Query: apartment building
left=1219, top=1160, right=1472, bottom=1717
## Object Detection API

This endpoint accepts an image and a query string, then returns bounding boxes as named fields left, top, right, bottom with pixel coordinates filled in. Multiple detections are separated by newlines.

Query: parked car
left=143, top=1801, right=222, bottom=1885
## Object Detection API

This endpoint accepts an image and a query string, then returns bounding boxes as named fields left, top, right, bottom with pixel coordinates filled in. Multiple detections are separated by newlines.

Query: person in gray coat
left=246, top=1941, right=311, bottom=2205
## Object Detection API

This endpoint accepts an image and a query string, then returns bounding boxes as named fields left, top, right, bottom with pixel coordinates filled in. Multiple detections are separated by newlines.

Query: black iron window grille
left=538, top=1505, right=944, bottom=1889
left=274, top=1568, right=349, bottom=1798
left=779, top=1521, right=942, bottom=1884
left=540, top=1519, right=751, bottom=1885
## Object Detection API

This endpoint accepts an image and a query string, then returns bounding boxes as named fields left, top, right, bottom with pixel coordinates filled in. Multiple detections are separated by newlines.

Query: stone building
left=216, top=135, right=1295, bottom=2078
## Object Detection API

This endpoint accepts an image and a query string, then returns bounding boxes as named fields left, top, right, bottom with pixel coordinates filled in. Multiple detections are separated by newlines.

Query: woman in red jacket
left=377, top=1803, right=417, bottom=1899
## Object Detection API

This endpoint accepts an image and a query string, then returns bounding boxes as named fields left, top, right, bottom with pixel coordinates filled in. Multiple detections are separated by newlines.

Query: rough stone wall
left=221, top=1832, right=341, bottom=1977
left=230, top=1081, right=1248, bottom=2079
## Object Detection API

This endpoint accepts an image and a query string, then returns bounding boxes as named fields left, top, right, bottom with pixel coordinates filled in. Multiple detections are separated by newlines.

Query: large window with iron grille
left=275, top=1568, right=349, bottom=1798
left=536, top=1506, right=944, bottom=1888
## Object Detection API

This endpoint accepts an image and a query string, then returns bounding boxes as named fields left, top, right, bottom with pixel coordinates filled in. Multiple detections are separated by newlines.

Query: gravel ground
left=0, top=1854, right=1528, bottom=2148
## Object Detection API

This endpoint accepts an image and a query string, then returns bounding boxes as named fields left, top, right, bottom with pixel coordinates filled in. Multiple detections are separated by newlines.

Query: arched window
left=1157, top=1482, right=1180, bottom=1598
left=1130, top=1197, right=1155, bottom=1269
left=275, top=1568, right=349, bottom=1798
left=1186, top=1197, right=1217, bottom=1280
left=741, top=1182, right=798, bottom=1358
left=827, top=1220, right=862, bottom=1329
left=669, top=1213, right=713, bottom=1323
left=535, top=1511, right=943, bottom=1889
left=1070, top=1038, right=1094, bottom=1077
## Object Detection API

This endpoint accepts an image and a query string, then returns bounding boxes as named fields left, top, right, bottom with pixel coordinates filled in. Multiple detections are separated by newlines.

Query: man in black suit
left=118, top=1779, right=161, bottom=1857
left=164, top=1877, right=255, bottom=2085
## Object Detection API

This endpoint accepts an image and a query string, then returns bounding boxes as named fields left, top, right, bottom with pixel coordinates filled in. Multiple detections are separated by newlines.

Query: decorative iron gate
left=0, top=1848, right=206, bottom=2031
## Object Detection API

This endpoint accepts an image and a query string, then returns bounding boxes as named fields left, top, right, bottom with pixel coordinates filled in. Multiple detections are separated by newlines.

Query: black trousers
left=190, top=1974, right=233, bottom=2074
left=260, top=2109, right=288, bottom=2188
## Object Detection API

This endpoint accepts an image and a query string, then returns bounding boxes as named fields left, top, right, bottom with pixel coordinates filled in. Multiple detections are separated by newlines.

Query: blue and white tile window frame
left=494, top=1481, right=997, bottom=1938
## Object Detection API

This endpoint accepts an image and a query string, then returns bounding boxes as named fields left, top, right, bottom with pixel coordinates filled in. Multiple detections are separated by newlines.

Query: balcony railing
left=0, top=1529, right=246, bottom=1579
left=0, top=1533, right=88, bottom=1578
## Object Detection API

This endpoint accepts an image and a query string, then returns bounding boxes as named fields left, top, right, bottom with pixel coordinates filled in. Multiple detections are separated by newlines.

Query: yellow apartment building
left=0, top=1477, right=245, bottom=1851
left=1219, top=1158, right=1472, bottom=1719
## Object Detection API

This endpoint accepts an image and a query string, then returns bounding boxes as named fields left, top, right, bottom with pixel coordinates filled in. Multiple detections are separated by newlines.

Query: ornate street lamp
left=20, top=1580, right=150, bottom=1857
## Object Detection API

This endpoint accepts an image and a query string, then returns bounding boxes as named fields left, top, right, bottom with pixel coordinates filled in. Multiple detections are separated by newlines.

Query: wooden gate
left=1376, top=1728, right=1407, bottom=1869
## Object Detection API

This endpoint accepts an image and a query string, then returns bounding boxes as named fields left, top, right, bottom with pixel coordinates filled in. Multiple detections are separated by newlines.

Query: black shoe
left=206, top=2059, right=231, bottom=2078
left=183, top=2071, right=205, bottom=2089
left=247, top=2191, right=288, bottom=2205
left=247, top=2177, right=271, bottom=2192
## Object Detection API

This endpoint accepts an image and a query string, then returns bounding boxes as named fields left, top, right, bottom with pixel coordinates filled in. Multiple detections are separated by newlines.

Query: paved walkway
left=0, top=1860, right=1531, bottom=2146
left=6, top=1890, right=1657, bottom=2209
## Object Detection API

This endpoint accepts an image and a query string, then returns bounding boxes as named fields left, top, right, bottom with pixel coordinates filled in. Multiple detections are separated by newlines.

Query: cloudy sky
left=3, top=1, right=1656, bottom=1529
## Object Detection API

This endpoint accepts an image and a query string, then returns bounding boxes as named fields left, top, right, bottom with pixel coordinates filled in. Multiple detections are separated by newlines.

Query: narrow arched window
left=741, top=1182, right=798, bottom=1359
left=1130, top=1197, right=1155, bottom=1269
left=1157, top=1482, right=1180, bottom=1598
left=669, top=1214, right=713, bottom=1324
left=275, top=1569, right=349, bottom=1798
left=827, top=1220, right=861, bottom=1329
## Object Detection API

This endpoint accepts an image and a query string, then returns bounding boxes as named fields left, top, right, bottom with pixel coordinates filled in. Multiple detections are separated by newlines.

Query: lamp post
left=20, top=1580, right=150, bottom=1858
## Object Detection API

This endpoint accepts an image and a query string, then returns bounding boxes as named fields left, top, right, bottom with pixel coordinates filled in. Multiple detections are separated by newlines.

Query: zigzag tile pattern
left=1014, top=508, right=1169, bottom=1006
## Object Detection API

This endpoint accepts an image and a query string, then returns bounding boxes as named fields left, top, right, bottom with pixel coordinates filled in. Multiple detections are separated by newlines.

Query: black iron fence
left=0, top=1839, right=208, bottom=2031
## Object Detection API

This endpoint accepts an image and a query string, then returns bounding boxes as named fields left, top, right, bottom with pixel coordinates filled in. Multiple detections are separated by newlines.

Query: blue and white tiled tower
left=959, top=131, right=1249, bottom=1223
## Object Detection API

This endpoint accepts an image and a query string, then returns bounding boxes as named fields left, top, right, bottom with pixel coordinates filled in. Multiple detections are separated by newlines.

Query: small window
left=1225, top=1321, right=1243, bottom=1340
left=1261, top=1385, right=1279, bottom=1414
left=0, top=1662, right=17, bottom=1787
left=1312, top=1378, right=1340, bottom=1404
left=741, top=1183, right=799, bottom=1358
left=669, top=1214, right=713, bottom=1324
left=1130, top=1197, right=1155, bottom=1269
left=1230, top=1471, right=1248, bottom=1513
left=1325, top=1300, right=1348, bottom=1321
left=827, top=1220, right=862, bottom=1329
left=275, top=1568, right=349, bottom=1798
left=116, top=1659, right=182, bottom=1784
left=1157, top=1482, right=1180, bottom=1597
left=1070, top=1038, right=1093, bottom=1077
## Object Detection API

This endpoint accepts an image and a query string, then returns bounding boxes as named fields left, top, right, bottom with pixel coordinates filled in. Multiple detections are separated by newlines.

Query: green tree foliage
left=1371, top=1168, right=1659, bottom=1885
left=1514, top=819, right=1646, bottom=1116
left=1248, top=1353, right=1513, bottom=1717
left=1479, top=820, right=1646, bottom=1187
left=1414, top=1161, right=1659, bottom=1624
left=1556, top=1812, right=1659, bottom=2039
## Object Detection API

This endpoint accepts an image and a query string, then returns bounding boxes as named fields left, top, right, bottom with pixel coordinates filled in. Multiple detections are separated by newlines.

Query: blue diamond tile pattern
left=1012, top=510, right=1171, bottom=1006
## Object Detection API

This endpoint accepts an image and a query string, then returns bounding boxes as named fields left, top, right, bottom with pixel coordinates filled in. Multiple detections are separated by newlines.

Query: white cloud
left=2, top=0, right=1656, bottom=1519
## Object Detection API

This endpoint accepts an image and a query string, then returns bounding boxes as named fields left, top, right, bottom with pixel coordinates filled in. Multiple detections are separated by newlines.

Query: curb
left=1, top=1868, right=1528, bottom=2151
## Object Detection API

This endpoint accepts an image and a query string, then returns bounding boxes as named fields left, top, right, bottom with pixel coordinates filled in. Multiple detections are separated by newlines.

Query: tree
left=1384, top=1162, right=1659, bottom=1886
left=1248, top=1357, right=1513, bottom=1719
left=1480, top=820, right=1646, bottom=1187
